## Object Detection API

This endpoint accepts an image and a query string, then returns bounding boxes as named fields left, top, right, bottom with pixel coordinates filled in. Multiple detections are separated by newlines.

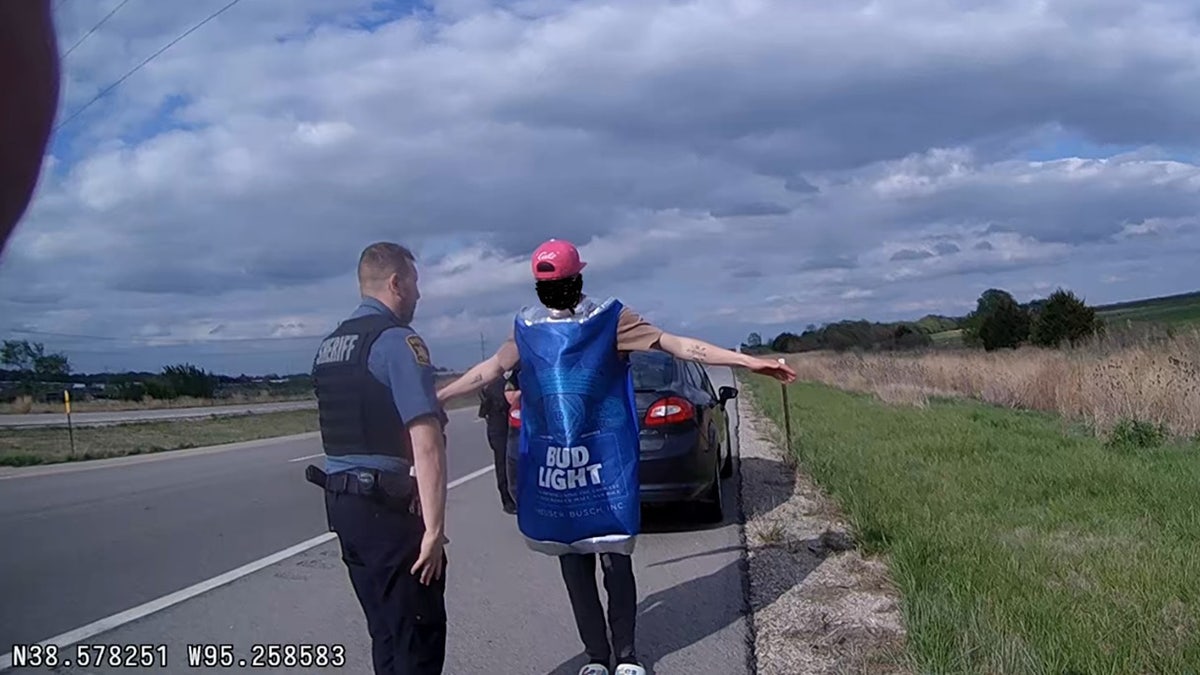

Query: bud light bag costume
left=512, top=297, right=641, bottom=556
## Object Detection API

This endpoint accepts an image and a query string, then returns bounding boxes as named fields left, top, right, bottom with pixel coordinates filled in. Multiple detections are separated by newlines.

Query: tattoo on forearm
left=471, top=374, right=483, bottom=383
left=685, top=344, right=708, bottom=360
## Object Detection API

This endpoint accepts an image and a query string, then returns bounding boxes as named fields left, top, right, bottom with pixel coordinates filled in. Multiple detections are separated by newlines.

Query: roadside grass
left=0, top=410, right=321, bottom=466
left=742, top=376, right=1200, bottom=674
left=0, top=392, right=315, bottom=415
left=0, top=396, right=477, bottom=467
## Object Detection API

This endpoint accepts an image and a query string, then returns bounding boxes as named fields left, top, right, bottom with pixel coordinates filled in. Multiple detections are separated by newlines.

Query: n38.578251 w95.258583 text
left=187, top=643, right=348, bottom=668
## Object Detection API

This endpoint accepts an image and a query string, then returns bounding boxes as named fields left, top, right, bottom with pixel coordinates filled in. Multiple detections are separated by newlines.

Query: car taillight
left=644, top=396, right=693, bottom=426
left=509, top=405, right=521, bottom=428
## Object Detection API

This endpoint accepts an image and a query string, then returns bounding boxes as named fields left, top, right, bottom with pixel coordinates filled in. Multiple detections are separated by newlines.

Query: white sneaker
left=614, top=665, right=646, bottom=675
left=579, top=665, right=609, bottom=675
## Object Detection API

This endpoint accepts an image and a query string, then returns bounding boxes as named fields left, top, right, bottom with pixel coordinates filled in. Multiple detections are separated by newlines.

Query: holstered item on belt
left=305, top=464, right=419, bottom=513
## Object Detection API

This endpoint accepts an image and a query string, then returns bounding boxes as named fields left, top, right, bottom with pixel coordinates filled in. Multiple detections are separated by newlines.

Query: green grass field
left=926, top=290, right=1200, bottom=346
left=0, top=410, right=322, bottom=466
left=929, top=328, right=964, bottom=343
left=742, top=375, right=1200, bottom=674
left=1095, top=290, right=1200, bottom=326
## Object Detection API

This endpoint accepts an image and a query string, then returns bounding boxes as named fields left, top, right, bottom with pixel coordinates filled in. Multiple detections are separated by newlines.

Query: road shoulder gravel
left=735, top=381, right=912, bottom=674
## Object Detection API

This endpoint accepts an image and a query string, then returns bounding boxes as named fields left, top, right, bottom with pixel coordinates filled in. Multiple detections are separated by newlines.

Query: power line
left=61, top=0, right=132, bottom=59
left=7, top=328, right=327, bottom=344
left=53, top=0, right=245, bottom=133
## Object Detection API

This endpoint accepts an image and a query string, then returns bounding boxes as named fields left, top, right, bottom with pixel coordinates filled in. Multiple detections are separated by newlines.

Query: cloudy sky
left=2, top=0, right=1199, bottom=375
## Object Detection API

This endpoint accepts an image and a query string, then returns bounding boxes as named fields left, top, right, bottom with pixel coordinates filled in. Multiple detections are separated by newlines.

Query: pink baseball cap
left=531, top=238, right=587, bottom=280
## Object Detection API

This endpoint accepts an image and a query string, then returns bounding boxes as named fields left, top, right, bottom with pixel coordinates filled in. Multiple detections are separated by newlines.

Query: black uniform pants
left=559, top=552, right=638, bottom=667
left=324, top=491, right=446, bottom=675
left=486, top=427, right=515, bottom=510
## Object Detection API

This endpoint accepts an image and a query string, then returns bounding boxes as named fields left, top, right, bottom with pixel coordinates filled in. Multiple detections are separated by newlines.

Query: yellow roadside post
left=64, top=389, right=75, bottom=457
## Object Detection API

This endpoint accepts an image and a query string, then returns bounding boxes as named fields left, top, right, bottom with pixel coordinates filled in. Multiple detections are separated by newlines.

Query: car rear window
left=630, top=351, right=676, bottom=390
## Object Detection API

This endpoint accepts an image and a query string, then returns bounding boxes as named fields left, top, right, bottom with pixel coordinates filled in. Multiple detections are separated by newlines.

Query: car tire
left=698, top=457, right=724, bottom=524
left=719, top=426, right=733, bottom=479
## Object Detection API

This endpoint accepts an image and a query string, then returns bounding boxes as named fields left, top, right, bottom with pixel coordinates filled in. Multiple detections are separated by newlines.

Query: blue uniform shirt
left=324, top=297, right=441, bottom=475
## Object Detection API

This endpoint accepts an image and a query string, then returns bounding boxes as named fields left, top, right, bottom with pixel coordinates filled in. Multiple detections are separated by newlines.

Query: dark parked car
left=507, top=350, right=738, bottom=523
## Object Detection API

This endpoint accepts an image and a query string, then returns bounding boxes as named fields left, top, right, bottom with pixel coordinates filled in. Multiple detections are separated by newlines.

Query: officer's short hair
left=358, top=242, right=416, bottom=288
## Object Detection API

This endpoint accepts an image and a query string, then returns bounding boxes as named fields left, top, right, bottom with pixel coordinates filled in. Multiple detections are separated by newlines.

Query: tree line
left=741, top=287, right=1102, bottom=355
left=1, top=341, right=225, bottom=401
left=960, top=288, right=1102, bottom=351
left=1, top=338, right=459, bottom=403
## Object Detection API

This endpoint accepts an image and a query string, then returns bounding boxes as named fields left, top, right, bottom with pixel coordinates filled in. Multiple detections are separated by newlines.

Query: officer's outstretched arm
left=437, top=341, right=518, bottom=404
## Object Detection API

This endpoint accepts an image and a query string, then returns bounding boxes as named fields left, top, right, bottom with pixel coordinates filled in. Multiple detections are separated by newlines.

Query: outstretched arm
left=437, top=340, right=519, bottom=404
left=656, top=332, right=796, bottom=382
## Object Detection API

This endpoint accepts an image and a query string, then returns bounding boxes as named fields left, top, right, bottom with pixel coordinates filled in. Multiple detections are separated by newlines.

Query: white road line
left=448, top=464, right=494, bottom=488
left=0, top=463, right=496, bottom=672
left=287, top=453, right=324, bottom=463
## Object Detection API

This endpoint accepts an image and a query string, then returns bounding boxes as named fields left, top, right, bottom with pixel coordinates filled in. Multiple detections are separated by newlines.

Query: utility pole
left=479, top=332, right=486, bottom=361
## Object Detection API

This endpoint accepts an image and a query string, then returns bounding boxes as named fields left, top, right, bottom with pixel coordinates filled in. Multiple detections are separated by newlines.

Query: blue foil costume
left=512, top=296, right=642, bottom=556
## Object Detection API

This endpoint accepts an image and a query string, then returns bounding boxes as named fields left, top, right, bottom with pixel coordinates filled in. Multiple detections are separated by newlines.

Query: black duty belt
left=305, top=464, right=419, bottom=514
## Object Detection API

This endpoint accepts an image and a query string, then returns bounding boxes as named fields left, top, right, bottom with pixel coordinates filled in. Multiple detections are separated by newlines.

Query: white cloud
left=3, top=0, right=1200, bottom=373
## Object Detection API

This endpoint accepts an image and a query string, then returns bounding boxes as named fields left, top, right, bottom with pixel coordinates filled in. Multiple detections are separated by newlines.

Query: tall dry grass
left=780, top=327, right=1200, bottom=440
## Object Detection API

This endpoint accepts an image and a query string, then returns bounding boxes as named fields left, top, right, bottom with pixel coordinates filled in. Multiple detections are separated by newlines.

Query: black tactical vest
left=312, top=312, right=411, bottom=461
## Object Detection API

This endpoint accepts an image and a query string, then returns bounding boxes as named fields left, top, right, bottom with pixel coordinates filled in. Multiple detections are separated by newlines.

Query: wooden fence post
left=778, top=358, right=792, bottom=454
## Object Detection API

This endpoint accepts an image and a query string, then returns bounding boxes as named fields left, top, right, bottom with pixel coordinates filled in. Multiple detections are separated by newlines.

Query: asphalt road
left=0, top=400, right=318, bottom=428
left=0, top=368, right=749, bottom=674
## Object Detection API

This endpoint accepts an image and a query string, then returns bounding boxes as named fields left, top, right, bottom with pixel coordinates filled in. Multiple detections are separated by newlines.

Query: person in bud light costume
left=437, top=239, right=796, bottom=675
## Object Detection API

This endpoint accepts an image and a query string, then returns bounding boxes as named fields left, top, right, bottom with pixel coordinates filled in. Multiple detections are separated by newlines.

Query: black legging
left=558, top=552, right=638, bottom=667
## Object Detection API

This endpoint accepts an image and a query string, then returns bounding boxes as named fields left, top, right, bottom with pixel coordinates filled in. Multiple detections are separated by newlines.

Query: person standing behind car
left=502, top=362, right=522, bottom=508
left=478, top=375, right=517, bottom=513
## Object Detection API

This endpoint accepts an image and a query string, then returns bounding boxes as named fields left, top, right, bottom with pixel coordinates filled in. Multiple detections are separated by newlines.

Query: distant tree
left=891, top=323, right=933, bottom=350
left=740, top=331, right=774, bottom=354
left=162, top=363, right=218, bottom=398
left=114, top=382, right=148, bottom=401
left=1, top=340, right=71, bottom=393
left=761, top=319, right=933, bottom=354
left=962, top=289, right=1009, bottom=347
left=962, top=289, right=1030, bottom=351
left=1030, top=289, right=1101, bottom=348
